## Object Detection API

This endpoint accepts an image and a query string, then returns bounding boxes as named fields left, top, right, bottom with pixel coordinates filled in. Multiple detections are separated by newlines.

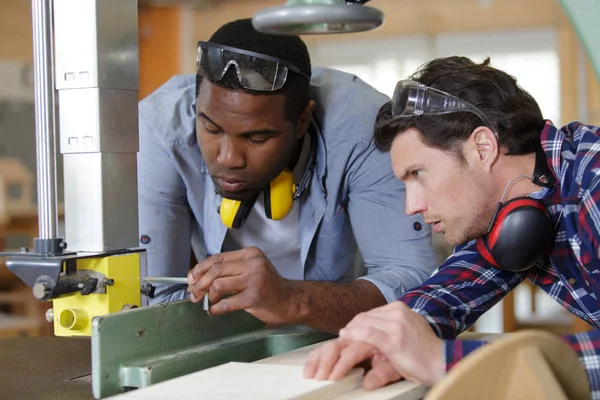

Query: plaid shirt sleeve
left=442, top=330, right=600, bottom=398
left=399, top=242, right=600, bottom=397
left=399, top=242, right=524, bottom=338
left=563, top=330, right=600, bottom=398
left=555, top=123, right=600, bottom=269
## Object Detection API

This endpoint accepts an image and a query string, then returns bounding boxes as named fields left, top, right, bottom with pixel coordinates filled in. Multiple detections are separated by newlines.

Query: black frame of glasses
left=196, top=41, right=310, bottom=79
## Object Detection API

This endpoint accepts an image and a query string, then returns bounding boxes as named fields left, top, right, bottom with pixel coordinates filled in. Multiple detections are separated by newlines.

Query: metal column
left=31, top=0, right=60, bottom=246
left=54, top=0, right=139, bottom=252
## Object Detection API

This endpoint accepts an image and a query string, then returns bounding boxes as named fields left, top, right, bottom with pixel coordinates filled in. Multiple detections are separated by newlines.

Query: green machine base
left=91, top=300, right=334, bottom=399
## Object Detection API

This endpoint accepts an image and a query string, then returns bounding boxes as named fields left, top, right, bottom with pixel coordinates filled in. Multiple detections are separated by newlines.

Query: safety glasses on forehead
left=196, top=41, right=310, bottom=92
left=391, top=80, right=497, bottom=137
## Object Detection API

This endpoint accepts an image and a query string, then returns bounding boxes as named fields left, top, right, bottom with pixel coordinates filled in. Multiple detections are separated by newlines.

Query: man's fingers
left=304, top=340, right=348, bottom=378
left=363, top=355, right=403, bottom=391
left=313, top=341, right=351, bottom=380
left=303, top=346, right=322, bottom=379
left=189, top=260, right=245, bottom=300
left=207, top=275, right=248, bottom=304
left=339, top=325, right=394, bottom=355
left=371, top=352, right=387, bottom=365
left=344, top=313, right=399, bottom=348
left=188, top=253, right=224, bottom=284
left=328, top=342, right=376, bottom=380
left=206, top=291, right=253, bottom=316
left=188, top=248, right=265, bottom=284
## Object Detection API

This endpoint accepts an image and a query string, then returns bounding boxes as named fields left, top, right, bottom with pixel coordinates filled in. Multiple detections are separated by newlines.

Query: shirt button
left=568, top=277, right=576, bottom=286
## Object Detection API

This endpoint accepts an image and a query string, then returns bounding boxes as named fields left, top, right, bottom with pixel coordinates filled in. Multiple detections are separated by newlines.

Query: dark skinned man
left=137, top=19, right=437, bottom=333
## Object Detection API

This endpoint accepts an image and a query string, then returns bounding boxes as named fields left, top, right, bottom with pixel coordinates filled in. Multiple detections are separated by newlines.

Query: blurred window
left=310, top=28, right=560, bottom=125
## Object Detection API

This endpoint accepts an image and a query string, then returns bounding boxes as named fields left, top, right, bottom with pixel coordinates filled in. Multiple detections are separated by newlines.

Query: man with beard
left=304, top=56, right=600, bottom=397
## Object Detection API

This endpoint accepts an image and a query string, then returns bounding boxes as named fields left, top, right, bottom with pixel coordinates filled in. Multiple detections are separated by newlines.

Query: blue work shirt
left=137, top=68, right=437, bottom=303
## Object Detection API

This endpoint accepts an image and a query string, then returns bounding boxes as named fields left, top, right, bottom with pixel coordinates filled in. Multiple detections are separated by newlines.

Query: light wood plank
left=113, top=362, right=364, bottom=400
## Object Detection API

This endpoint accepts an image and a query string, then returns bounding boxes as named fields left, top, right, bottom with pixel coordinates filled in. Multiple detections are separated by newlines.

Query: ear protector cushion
left=219, top=196, right=257, bottom=229
left=476, top=197, right=554, bottom=272
left=264, top=169, right=296, bottom=220
left=218, top=169, right=296, bottom=229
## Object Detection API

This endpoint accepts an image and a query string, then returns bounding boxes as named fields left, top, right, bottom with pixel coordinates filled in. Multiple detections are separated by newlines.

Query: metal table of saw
left=0, top=337, right=93, bottom=400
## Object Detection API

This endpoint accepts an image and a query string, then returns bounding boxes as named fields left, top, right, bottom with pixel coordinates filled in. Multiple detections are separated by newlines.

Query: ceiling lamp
left=252, top=0, right=384, bottom=35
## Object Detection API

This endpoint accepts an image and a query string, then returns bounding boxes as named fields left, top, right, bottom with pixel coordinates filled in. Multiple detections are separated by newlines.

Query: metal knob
left=45, top=308, right=54, bottom=323
left=33, top=282, right=52, bottom=300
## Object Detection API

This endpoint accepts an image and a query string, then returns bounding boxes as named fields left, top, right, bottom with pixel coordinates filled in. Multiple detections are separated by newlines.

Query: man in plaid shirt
left=304, top=56, right=600, bottom=398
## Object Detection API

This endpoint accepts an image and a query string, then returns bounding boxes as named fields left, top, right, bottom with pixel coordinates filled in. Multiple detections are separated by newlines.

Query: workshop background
left=0, top=0, right=598, bottom=338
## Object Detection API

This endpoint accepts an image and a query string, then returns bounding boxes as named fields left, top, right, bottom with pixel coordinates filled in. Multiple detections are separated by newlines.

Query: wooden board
left=110, top=340, right=429, bottom=400
left=114, top=362, right=364, bottom=400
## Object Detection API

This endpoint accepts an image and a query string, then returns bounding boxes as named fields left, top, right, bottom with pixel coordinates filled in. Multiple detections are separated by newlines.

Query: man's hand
left=304, top=340, right=402, bottom=390
left=187, top=247, right=297, bottom=326
left=304, top=301, right=445, bottom=388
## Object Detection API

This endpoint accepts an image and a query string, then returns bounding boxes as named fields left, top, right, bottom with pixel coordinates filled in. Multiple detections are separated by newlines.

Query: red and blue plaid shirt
left=399, top=121, right=600, bottom=398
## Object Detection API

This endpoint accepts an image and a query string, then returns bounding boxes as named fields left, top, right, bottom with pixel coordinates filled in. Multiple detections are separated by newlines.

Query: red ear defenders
left=476, top=197, right=555, bottom=272
left=476, top=146, right=557, bottom=272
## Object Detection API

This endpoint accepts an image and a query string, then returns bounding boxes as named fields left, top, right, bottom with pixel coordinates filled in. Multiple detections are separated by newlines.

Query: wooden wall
left=139, top=7, right=182, bottom=99
left=0, top=0, right=33, bottom=60
left=0, top=0, right=597, bottom=122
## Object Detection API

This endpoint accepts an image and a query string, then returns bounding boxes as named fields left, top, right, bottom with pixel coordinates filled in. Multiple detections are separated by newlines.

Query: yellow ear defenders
left=219, top=129, right=318, bottom=229
left=219, top=169, right=296, bottom=229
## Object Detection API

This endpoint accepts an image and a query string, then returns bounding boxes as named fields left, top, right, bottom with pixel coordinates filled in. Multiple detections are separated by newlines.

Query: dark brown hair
left=374, top=56, right=545, bottom=158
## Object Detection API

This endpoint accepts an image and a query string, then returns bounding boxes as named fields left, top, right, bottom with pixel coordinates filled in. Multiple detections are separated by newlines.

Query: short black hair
left=374, top=56, right=545, bottom=158
left=195, top=18, right=311, bottom=122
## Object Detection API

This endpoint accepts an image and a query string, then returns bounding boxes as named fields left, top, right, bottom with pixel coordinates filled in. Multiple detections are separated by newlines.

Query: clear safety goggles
left=391, top=80, right=497, bottom=136
left=196, top=41, right=310, bottom=91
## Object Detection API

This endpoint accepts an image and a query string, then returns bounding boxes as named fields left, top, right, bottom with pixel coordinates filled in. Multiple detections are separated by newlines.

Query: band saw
left=1, top=0, right=599, bottom=399
left=0, top=1, right=333, bottom=398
